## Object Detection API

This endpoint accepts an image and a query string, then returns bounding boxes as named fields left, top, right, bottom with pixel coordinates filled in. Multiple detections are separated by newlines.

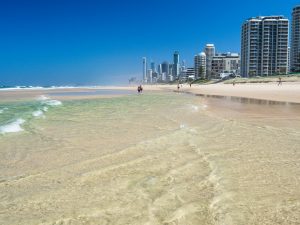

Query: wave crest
left=0, top=119, right=25, bottom=134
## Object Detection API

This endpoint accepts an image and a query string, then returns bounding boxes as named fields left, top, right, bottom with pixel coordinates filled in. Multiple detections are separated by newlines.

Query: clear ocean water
left=1, top=91, right=300, bottom=225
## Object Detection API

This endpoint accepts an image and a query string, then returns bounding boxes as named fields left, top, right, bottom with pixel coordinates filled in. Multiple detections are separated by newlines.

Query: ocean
left=0, top=90, right=300, bottom=225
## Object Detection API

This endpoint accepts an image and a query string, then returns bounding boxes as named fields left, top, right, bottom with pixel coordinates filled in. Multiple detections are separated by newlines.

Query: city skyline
left=0, top=0, right=299, bottom=86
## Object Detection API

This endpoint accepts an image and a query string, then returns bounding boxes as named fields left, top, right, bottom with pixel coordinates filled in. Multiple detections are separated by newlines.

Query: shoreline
left=1, top=82, right=300, bottom=104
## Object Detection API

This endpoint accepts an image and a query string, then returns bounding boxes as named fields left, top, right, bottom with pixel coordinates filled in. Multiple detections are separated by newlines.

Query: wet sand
left=178, top=82, right=300, bottom=104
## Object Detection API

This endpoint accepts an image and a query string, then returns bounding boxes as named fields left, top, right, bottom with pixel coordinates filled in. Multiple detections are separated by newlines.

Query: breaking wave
left=0, top=119, right=25, bottom=134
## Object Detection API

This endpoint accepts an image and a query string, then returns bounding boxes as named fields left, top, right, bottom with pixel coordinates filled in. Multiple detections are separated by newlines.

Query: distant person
left=177, top=84, right=180, bottom=92
left=137, top=85, right=143, bottom=93
left=278, top=77, right=282, bottom=86
left=233, top=80, right=236, bottom=86
left=189, top=83, right=192, bottom=88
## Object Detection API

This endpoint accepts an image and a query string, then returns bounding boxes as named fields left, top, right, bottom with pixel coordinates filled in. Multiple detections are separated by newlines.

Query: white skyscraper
left=142, top=57, right=147, bottom=83
left=241, top=16, right=289, bottom=77
left=291, top=6, right=300, bottom=72
left=205, top=44, right=215, bottom=78
left=147, top=69, right=153, bottom=83
left=194, top=52, right=206, bottom=79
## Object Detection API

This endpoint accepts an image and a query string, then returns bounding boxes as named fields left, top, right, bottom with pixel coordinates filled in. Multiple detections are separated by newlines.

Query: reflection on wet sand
left=195, top=93, right=300, bottom=106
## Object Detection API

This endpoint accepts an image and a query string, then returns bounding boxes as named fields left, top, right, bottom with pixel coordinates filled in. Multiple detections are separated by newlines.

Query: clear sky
left=0, top=0, right=298, bottom=86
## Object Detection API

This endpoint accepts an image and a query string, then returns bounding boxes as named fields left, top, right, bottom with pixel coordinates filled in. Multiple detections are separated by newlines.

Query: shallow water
left=0, top=92, right=300, bottom=225
left=48, top=89, right=136, bottom=96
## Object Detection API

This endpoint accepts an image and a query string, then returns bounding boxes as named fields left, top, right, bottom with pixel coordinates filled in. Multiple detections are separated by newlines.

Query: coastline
left=1, top=82, right=300, bottom=103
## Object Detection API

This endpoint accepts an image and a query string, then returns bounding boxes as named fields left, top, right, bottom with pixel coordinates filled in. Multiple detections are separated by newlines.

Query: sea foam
left=37, top=95, right=50, bottom=101
left=32, top=110, right=44, bottom=117
left=0, top=119, right=25, bottom=134
left=37, top=95, right=62, bottom=106
left=0, top=108, right=8, bottom=114
left=44, top=100, right=62, bottom=106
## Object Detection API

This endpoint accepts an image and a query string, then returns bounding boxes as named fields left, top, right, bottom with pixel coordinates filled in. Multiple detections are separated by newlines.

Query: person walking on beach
left=278, top=76, right=282, bottom=86
left=137, top=85, right=143, bottom=93
left=177, top=83, right=180, bottom=92
left=233, top=79, right=236, bottom=86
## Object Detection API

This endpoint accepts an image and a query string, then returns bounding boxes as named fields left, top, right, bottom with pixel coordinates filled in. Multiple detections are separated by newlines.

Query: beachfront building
left=186, top=67, right=195, bottom=80
left=291, top=6, right=300, bottom=72
left=173, top=51, right=180, bottom=79
left=241, top=16, right=289, bottom=77
left=143, top=57, right=147, bottom=83
left=205, top=44, right=216, bottom=79
left=211, top=53, right=240, bottom=78
left=194, top=52, right=206, bottom=79
left=288, top=47, right=291, bottom=73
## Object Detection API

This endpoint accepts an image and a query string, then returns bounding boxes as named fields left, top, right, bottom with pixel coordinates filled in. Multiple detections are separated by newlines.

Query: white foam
left=37, top=95, right=50, bottom=101
left=37, top=95, right=62, bottom=107
left=0, top=119, right=25, bottom=134
left=42, top=107, right=48, bottom=112
left=32, top=110, right=44, bottom=117
left=0, top=108, right=8, bottom=114
left=44, top=100, right=62, bottom=106
left=191, top=105, right=199, bottom=112
left=180, top=124, right=186, bottom=129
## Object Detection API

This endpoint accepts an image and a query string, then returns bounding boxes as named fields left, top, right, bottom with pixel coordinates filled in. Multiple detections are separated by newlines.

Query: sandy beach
left=1, top=82, right=300, bottom=103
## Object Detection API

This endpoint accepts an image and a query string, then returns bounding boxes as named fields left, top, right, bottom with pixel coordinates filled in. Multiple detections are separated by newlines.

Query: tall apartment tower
left=142, top=57, right=147, bottom=83
left=194, top=52, right=207, bottom=79
left=291, top=6, right=300, bottom=72
left=288, top=47, right=291, bottom=73
left=205, top=44, right=215, bottom=79
left=173, top=51, right=180, bottom=78
left=157, top=64, right=162, bottom=75
left=241, top=16, right=289, bottom=77
left=161, top=61, right=169, bottom=75
left=150, top=61, right=156, bottom=73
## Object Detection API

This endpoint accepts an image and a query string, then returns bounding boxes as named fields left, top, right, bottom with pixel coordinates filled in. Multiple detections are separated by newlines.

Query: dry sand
left=166, top=82, right=300, bottom=104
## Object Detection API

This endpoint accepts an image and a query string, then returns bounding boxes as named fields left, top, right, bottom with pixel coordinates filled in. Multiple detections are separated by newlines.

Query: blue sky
left=0, top=0, right=298, bottom=86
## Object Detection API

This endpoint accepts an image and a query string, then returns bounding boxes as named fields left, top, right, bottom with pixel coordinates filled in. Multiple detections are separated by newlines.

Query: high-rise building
left=157, top=64, right=162, bottom=76
left=169, top=64, right=173, bottom=76
left=241, top=16, right=289, bottom=77
left=150, top=61, right=156, bottom=73
left=291, top=6, right=300, bottom=72
left=288, top=47, right=291, bottom=73
left=173, top=51, right=180, bottom=78
left=161, top=61, right=169, bottom=75
left=147, top=69, right=153, bottom=83
left=142, top=57, right=147, bottom=83
left=180, top=60, right=186, bottom=78
left=204, top=44, right=215, bottom=78
left=194, top=52, right=206, bottom=79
